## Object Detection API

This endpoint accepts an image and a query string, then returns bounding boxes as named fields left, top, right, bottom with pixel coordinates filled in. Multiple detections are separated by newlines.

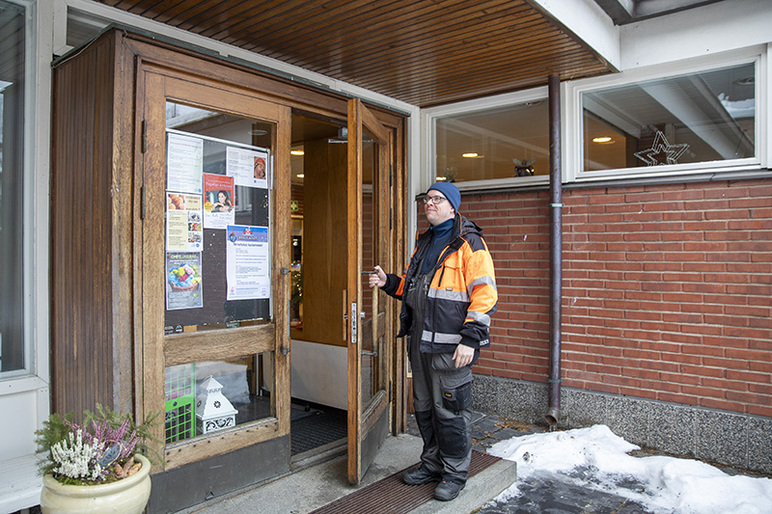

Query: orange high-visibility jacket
left=382, top=214, right=497, bottom=353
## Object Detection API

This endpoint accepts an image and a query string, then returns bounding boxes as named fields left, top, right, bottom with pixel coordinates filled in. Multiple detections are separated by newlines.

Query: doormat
left=310, top=451, right=501, bottom=514
left=291, top=407, right=347, bottom=455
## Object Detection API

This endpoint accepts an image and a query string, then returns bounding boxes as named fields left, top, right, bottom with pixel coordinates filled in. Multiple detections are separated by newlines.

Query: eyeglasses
left=423, top=195, right=447, bottom=205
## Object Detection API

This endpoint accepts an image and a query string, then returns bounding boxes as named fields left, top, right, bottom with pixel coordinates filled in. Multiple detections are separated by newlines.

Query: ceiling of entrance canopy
left=95, top=0, right=614, bottom=107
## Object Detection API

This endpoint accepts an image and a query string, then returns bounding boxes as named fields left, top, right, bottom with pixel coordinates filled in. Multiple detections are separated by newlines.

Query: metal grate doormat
left=310, top=451, right=501, bottom=514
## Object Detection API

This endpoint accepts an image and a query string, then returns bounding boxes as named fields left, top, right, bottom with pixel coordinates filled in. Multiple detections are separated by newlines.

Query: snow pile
left=488, top=425, right=772, bottom=514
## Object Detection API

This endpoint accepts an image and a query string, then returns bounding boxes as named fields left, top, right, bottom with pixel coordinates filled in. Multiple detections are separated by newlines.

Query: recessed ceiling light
left=592, top=137, right=613, bottom=144
left=462, top=152, right=479, bottom=158
left=291, top=150, right=305, bottom=156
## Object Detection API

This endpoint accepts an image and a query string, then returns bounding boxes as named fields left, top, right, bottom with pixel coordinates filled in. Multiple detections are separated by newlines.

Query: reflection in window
left=435, top=100, right=549, bottom=183
left=0, top=1, right=26, bottom=376
left=164, top=354, right=274, bottom=443
left=583, top=62, right=755, bottom=172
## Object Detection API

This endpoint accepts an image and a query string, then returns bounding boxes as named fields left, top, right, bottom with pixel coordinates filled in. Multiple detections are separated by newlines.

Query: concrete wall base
left=472, top=374, right=772, bottom=474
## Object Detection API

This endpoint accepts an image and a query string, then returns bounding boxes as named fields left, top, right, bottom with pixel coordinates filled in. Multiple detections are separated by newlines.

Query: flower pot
left=40, top=454, right=152, bottom=514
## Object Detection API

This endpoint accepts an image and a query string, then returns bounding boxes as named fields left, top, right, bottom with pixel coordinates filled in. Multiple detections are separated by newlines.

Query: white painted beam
left=620, top=0, right=772, bottom=69
left=530, top=0, right=621, bottom=70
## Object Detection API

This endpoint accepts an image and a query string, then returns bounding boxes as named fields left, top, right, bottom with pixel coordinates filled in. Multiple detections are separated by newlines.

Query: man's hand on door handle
left=368, top=266, right=387, bottom=288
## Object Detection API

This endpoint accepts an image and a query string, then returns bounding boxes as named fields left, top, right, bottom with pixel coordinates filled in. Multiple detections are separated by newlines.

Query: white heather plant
left=49, top=429, right=103, bottom=482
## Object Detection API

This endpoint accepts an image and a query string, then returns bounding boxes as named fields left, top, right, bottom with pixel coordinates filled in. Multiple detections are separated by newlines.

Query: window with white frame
left=579, top=59, right=758, bottom=176
left=432, top=92, right=550, bottom=185
left=0, top=0, right=27, bottom=376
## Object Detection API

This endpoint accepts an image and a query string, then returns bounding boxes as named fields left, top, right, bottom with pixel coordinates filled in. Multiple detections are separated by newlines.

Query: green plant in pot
left=35, top=404, right=163, bottom=514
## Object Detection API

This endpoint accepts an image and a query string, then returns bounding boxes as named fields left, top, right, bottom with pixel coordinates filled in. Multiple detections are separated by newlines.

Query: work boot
left=402, top=466, right=441, bottom=485
left=434, top=479, right=465, bottom=501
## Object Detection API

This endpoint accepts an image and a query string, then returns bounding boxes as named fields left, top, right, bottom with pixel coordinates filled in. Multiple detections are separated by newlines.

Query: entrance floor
left=181, top=433, right=517, bottom=514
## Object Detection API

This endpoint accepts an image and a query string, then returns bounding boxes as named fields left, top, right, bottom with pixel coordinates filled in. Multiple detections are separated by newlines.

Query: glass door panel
left=164, top=103, right=274, bottom=332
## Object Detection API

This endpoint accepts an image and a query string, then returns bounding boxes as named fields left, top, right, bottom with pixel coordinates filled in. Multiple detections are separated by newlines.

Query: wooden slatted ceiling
left=98, top=0, right=613, bottom=107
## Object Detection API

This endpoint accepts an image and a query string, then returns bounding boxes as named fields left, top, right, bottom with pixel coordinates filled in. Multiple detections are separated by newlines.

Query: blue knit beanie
left=427, top=182, right=461, bottom=213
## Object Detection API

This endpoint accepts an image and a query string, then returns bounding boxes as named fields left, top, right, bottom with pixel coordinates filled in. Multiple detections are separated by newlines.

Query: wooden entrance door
left=139, top=68, right=292, bottom=469
left=346, top=99, right=393, bottom=484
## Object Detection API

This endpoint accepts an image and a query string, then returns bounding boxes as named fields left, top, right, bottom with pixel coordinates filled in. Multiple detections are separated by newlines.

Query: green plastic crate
left=164, top=363, right=196, bottom=443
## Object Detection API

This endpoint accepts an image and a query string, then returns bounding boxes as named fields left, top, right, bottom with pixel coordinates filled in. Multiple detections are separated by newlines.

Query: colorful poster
left=227, top=146, right=269, bottom=189
left=166, top=193, right=203, bottom=252
left=166, top=132, right=203, bottom=194
left=225, top=225, right=270, bottom=301
left=166, top=252, right=203, bottom=311
left=203, top=173, right=235, bottom=229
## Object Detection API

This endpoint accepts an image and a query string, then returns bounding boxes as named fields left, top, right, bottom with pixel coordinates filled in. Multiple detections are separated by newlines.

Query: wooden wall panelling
left=301, top=138, right=349, bottom=346
left=51, top=30, right=137, bottom=418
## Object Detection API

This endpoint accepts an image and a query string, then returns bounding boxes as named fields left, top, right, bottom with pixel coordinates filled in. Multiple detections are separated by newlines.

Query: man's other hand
left=453, top=343, right=475, bottom=368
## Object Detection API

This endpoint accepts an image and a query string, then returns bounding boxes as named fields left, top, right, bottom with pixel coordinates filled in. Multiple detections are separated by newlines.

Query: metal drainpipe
left=546, top=73, right=563, bottom=427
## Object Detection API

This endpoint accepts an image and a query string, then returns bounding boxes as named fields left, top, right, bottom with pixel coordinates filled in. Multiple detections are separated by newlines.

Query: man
left=369, top=181, right=497, bottom=501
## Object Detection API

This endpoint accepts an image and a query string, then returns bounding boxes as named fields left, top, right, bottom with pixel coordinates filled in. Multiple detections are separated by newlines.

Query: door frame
left=122, top=32, right=407, bottom=476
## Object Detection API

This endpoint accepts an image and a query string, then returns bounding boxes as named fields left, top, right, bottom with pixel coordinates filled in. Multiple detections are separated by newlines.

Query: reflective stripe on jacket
left=383, top=213, right=497, bottom=353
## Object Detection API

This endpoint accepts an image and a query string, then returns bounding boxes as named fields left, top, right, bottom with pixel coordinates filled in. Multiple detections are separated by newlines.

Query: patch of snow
left=488, top=425, right=772, bottom=514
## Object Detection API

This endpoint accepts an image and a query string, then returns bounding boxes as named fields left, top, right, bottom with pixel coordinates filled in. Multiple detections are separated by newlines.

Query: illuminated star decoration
left=634, top=131, right=689, bottom=166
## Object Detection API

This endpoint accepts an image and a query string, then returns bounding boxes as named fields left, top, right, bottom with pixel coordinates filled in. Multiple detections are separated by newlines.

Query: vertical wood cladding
left=466, top=179, right=772, bottom=418
left=51, top=32, right=136, bottom=418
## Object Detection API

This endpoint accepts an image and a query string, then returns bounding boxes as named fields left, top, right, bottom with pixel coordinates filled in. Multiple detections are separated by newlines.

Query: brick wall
left=466, top=178, right=772, bottom=418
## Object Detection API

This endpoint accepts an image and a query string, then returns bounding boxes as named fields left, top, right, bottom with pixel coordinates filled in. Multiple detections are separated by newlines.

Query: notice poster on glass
left=166, top=252, right=203, bottom=310
left=167, top=132, right=203, bottom=194
left=226, top=225, right=270, bottom=301
left=166, top=193, right=203, bottom=252
left=203, top=173, right=235, bottom=229
left=227, top=146, right=269, bottom=189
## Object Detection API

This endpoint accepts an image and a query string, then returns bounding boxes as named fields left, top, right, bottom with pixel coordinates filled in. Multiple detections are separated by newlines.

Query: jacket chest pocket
left=437, top=254, right=464, bottom=290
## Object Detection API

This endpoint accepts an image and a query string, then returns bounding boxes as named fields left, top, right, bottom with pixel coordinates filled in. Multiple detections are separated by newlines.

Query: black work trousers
left=406, top=273, right=474, bottom=484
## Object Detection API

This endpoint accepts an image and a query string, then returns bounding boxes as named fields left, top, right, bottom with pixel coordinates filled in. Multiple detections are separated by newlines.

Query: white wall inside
left=290, top=340, right=347, bottom=411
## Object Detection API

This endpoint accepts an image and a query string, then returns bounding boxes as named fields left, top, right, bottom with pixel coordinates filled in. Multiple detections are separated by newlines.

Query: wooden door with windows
left=346, top=98, right=394, bottom=484
left=138, top=65, right=292, bottom=473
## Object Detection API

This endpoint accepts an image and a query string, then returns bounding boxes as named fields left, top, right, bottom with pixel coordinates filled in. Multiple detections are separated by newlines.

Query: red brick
left=662, top=231, right=703, bottom=241
left=748, top=383, right=772, bottom=396
left=725, top=369, right=770, bottom=383
left=603, top=375, right=642, bottom=388
left=749, top=360, right=772, bottom=373
left=681, top=324, right=722, bottom=337
left=658, top=392, right=699, bottom=406
left=724, top=326, right=772, bottom=340
left=726, top=304, right=771, bottom=318
left=661, top=189, right=705, bottom=201
left=698, top=398, right=740, bottom=411
left=705, top=187, right=748, bottom=199
left=681, top=364, right=723, bottom=377
left=683, top=220, right=728, bottom=231
left=748, top=404, right=772, bottom=417
left=667, top=353, right=702, bottom=365
left=680, top=302, right=724, bottom=315
left=725, top=391, right=770, bottom=405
